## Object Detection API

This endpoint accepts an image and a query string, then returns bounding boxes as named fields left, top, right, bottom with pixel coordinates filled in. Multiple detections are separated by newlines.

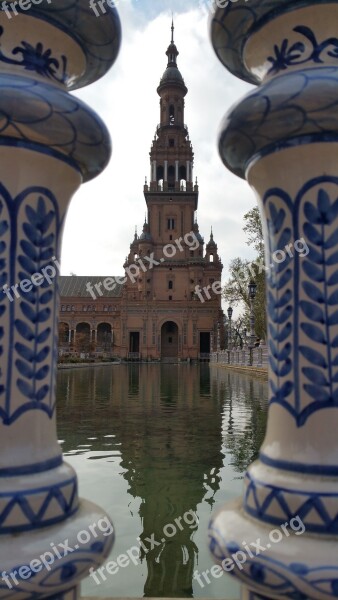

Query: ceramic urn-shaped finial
left=0, top=2, right=121, bottom=599
left=209, top=2, right=338, bottom=599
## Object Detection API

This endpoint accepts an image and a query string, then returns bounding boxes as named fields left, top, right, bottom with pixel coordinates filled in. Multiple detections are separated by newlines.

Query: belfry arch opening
left=168, top=165, right=175, bottom=190
left=169, top=104, right=175, bottom=125
left=179, top=165, right=187, bottom=190
left=157, top=165, right=164, bottom=188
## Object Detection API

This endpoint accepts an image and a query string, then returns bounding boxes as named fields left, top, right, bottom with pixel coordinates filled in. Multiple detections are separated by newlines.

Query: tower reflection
left=57, top=364, right=224, bottom=597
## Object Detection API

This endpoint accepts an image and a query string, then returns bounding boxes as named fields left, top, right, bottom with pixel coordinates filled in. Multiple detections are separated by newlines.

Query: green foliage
left=223, top=207, right=267, bottom=341
left=243, top=206, right=264, bottom=258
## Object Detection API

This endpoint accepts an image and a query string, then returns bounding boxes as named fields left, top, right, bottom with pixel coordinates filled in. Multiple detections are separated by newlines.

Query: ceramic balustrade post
left=209, top=2, right=338, bottom=599
left=0, top=2, right=121, bottom=599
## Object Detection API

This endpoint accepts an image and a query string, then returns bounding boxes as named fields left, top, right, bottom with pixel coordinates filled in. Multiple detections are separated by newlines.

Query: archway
left=75, top=322, right=91, bottom=353
left=97, top=323, right=112, bottom=351
left=161, top=321, right=179, bottom=359
left=58, top=322, right=69, bottom=345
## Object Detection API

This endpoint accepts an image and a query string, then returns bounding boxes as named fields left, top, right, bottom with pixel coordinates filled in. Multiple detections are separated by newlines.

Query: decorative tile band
left=209, top=523, right=338, bottom=599
left=244, top=471, right=338, bottom=534
left=0, top=75, right=111, bottom=183
left=0, top=476, right=78, bottom=534
left=0, top=27, right=68, bottom=84
left=211, top=0, right=332, bottom=84
left=259, top=452, right=338, bottom=476
left=267, top=26, right=338, bottom=76
left=0, top=454, right=62, bottom=477
left=218, top=67, right=338, bottom=178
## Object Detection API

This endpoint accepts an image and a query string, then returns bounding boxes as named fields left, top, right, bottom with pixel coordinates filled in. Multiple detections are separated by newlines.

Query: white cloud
left=61, top=2, right=256, bottom=283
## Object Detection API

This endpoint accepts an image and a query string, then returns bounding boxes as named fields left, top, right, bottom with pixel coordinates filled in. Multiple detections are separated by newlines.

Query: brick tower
left=121, top=22, right=223, bottom=360
left=58, top=23, right=223, bottom=361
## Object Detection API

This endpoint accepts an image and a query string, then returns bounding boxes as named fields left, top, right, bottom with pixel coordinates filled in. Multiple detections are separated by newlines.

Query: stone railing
left=128, top=352, right=141, bottom=360
left=211, top=346, right=268, bottom=369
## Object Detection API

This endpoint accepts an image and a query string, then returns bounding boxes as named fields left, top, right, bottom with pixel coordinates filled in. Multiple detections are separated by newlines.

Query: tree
left=223, top=207, right=267, bottom=342
left=58, top=322, right=69, bottom=345
left=74, top=332, right=96, bottom=355
left=243, top=206, right=264, bottom=258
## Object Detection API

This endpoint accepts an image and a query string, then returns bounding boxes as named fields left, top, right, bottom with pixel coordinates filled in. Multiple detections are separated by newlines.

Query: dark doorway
left=97, top=323, right=112, bottom=351
left=129, top=332, right=140, bottom=353
left=161, top=321, right=178, bottom=358
left=200, top=332, right=210, bottom=354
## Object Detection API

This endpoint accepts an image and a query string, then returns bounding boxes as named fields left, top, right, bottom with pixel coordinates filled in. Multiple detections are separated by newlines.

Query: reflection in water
left=56, top=365, right=268, bottom=598
left=212, top=368, right=268, bottom=475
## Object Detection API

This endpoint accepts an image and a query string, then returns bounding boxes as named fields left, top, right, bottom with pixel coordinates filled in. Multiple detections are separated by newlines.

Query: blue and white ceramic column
left=0, top=2, right=121, bottom=599
left=209, top=2, right=338, bottom=599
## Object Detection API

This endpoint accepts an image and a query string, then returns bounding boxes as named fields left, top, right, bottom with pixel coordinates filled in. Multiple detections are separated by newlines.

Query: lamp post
left=227, top=306, right=233, bottom=351
left=217, top=321, right=220, bottom=351
left=248, top=280, right=257, bottom=349
left=223, top=314, right=227, bottom=350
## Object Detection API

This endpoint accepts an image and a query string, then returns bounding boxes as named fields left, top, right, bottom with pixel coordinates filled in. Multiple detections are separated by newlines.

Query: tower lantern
left=150, top=22, right=193, bottom=193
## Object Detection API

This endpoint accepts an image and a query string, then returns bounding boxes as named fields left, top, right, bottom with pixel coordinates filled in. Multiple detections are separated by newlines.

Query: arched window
left=168, top=165, right=175, bottom=190
left=169, top=105, right=175, bottom=125
left=168, top=280, right=173, bottom=290
left=210, top=254, right=214, bottom=263
left=157, top=165, right=164, bottom=190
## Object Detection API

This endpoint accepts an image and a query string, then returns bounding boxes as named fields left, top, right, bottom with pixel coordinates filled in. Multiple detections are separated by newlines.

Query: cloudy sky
left=61, top=0, right=256, bottom=283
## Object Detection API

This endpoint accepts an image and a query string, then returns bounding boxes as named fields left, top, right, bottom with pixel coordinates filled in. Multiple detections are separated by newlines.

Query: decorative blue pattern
left=244, top=471, right=338, bottom=534
left=0, top=183, right=61, bottom=426
left=0, top=476, right=78, bottom=534
left=209, top=524, right=338, bottom=599
left=0, top=199, right=8, bottom=402
left=10, top=0, right=122, bottom=90
left=264, top=177, right=338, bottom=426
left=268, top=26, right=338, bottom=75
left=210, top=0, right=333, bottom=84
left=266, top=203, right=293, bottom=411
left=218, top=66, right=338, bottom=179
left=0, top=27, right=68, bottom=84
left=0, top=75, right=111, bottom=182
left=0, top=455, right=62, bottom=477
left=0, top=543, right=112, bottom=599
left=259, top=453, right=338, bottom=476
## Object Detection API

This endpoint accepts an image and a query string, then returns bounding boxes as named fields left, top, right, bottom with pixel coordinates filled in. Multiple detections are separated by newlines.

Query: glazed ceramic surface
left=209, top=2, right=338, bottom=599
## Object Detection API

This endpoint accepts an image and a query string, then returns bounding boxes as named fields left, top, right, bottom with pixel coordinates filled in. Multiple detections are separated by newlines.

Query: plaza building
left=58, top=24, right=223, bottom=361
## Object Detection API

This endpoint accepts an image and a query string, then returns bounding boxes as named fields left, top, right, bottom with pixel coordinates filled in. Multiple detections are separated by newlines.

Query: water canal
left=56, top=364, right=268, bottom=599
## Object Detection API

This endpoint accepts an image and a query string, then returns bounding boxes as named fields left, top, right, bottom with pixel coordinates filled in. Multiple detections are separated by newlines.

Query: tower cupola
left=206, top=228, right=221, bottom=264
left=149, top=21, right=195, bottom=194
left=157, top=20, right=187, bottom=97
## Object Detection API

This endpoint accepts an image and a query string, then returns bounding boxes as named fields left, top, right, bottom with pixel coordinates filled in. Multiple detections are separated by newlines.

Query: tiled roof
left=59, top=276, right=124, bottom=298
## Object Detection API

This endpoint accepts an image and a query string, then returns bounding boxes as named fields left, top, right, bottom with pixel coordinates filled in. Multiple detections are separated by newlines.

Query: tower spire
left=171, top=17, right=174, bottom=44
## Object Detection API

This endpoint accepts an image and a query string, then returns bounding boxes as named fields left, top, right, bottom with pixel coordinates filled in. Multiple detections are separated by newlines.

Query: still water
left=56, top=364, right=268, bottom=599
